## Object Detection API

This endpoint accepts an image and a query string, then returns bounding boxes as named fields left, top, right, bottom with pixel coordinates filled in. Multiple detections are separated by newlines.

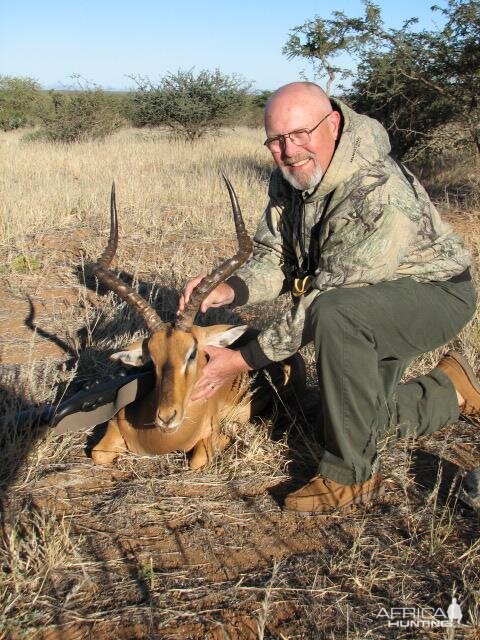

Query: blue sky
left=2, top=1, right=447, bottom=91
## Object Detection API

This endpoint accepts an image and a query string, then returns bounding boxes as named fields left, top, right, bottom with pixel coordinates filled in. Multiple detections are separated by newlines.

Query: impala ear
left=203, top=324, right=249, bottom=348
left=110, top=339, right=151, bottom=367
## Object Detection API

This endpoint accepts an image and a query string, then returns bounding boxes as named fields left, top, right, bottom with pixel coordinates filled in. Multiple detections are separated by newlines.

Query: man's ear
left=330, top=109, right=342, bottom=141
left=197, top=324, right=249, bottom=348
left=110, top=338, right=151, bottom=367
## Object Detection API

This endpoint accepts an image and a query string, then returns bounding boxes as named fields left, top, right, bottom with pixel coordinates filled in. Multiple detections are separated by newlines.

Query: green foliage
left=130, top=68, right=252, bottom=140
left=283, top=2, right=382, bottom=94
left=0, top=254, right=42, bottom=274
left=115, top=91, right=137, bottom=124
left=283, top=0, right=480, bottom=159
left=233, top=91, right=274, bottom=128
left=0, top=76, right=45, bottom=131
left=38, top=78, right=124, bottom=143
left=251, top=90, right=273, bottom=110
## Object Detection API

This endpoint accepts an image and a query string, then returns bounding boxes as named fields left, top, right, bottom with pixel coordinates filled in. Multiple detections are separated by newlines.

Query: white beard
left=280, top=163, right=324, bottom=191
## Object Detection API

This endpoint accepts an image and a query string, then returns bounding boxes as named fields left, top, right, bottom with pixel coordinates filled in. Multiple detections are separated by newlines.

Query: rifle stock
left=3, top=365, right=156, bottom=435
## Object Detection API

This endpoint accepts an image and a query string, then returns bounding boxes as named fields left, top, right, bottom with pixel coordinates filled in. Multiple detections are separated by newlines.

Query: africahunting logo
left=376, top=598, right=464, bottom=628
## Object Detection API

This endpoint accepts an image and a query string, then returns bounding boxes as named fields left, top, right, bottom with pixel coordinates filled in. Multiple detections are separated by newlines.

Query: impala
left=90, top=178, right=305, bottom=469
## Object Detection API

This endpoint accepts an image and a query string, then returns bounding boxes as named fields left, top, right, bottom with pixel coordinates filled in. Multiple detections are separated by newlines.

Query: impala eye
left=188, top=348, right=197, bottom=361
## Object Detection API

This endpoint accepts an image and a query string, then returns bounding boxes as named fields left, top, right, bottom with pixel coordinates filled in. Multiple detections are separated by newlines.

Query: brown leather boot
left=284, top=473, right=384, bottom=514
left=437, top=350, right=480, bottom=416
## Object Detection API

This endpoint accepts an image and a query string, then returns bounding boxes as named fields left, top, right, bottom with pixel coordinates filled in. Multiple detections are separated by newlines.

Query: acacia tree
left=283, top=2, right=382, bottom=95
left=283, top=0, right=480, bottom=159
left=130, top=68, right=251, bottom=141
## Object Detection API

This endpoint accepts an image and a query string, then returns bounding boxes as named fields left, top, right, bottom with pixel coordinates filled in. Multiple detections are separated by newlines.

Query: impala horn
left=92, top=182, right=166, bottom=332
left=175, top=174, right=253, bottom=332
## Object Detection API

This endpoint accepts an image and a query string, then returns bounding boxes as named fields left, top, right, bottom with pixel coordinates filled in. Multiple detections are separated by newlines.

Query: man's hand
left=178, top=276, right=235, bottom=314
left=191, top=346, right=252, bottom=401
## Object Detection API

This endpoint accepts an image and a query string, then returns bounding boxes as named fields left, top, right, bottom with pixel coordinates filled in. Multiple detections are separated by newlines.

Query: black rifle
left=3, top=365, right=155, bottom=434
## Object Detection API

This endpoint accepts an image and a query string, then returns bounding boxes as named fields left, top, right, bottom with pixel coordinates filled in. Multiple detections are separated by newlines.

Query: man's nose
left=281, top=135, right=301, bottom=157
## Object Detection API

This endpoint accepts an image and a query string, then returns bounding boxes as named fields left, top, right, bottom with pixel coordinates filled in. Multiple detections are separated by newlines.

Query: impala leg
left=91, top=418, right=127, bottom=465
left=190, top=430, right=232, bottom=469
left=189, top=414, right=225, bottom=470
left=189, top=439, right=210, bottom=470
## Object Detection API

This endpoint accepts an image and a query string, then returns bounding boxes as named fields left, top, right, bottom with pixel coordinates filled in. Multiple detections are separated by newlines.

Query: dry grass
left=0, top=126, right=270, bottom=245
left=419, top=153, right=480, bottom=213
left=0, top=127, right=479, bottom=639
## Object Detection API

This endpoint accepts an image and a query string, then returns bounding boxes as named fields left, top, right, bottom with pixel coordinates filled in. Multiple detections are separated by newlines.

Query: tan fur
left=91, top=324, right=254, bottom=468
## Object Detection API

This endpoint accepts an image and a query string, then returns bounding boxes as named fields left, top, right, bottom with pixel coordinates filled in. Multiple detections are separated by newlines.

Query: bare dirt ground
left=1, top=218, right=480, bottom=639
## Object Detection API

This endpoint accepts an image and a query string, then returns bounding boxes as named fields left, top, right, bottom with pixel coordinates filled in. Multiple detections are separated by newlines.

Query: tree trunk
left=325, top=68, right=336, bottom=97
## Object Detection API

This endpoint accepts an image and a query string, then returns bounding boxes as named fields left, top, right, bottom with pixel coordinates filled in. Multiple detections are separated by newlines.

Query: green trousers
left=303, top=274, right=477, bottom=484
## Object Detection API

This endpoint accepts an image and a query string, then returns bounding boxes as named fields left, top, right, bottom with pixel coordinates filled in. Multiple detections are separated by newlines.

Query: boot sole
left=445, top=350, right=480, bottom=399
left=287, top=482, right=385, bottom=517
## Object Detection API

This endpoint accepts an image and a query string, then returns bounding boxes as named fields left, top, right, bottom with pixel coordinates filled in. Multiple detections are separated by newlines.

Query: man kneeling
left=179, top=82, right=478, bottom=514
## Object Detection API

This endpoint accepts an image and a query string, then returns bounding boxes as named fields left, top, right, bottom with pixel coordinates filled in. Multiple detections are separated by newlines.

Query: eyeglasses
left=264, top=112, right=333, bottom=152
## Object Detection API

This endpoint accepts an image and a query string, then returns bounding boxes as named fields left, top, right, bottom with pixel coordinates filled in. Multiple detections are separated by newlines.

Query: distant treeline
left=0, top=71, right=271, bottom=143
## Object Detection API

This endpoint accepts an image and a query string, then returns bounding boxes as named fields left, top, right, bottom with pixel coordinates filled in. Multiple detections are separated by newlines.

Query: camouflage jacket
left=228, top=99, right=471, bottom=368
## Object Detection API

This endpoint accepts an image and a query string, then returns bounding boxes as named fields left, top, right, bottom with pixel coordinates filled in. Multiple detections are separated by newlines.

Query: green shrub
left=130, top=68, right=251, bottom=141
left=39, top=79, right=124, bottom=143
left=0, top=75, right=45, bottom=131
left=234, top=90, right=273, bottom=128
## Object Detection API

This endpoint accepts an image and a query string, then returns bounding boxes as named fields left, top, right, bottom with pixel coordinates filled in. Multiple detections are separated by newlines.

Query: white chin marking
left=156, top=421, right=181, bottom=433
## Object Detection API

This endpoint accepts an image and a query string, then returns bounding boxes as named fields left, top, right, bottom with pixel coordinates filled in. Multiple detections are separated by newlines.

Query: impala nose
left=156, top=410, right=177, bottom=428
